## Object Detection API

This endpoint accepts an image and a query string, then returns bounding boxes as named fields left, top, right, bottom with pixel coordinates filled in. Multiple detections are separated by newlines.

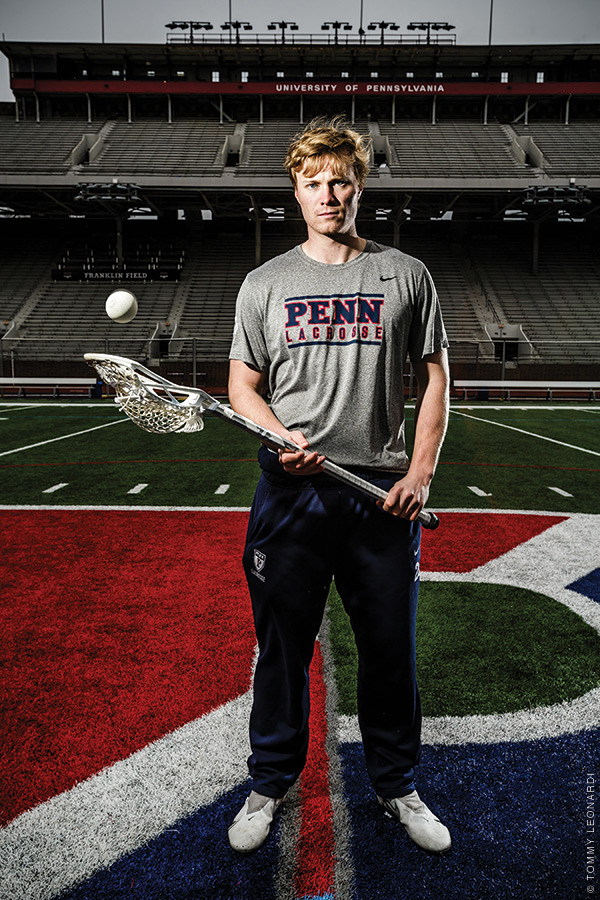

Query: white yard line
left=451, top=409, right=600, bottom=458
left=0, top=403, right=101, bottom=408
left=468, top=486, right=492, bottom=497
left=127, top=483, right=148, bottom=495
left=0, top=504, right=252, bottom=512
left=0, top=405, right=36, bottom=412
left=0, top=418, right=126, bottom=458
left=215, top=484, right=230, bottom=495
left=42, top=483, right=69, bottom=494
left=548, top=486, right=574, bottom=497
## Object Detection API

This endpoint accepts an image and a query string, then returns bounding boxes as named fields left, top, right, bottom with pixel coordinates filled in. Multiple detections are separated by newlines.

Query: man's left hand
left=380, top=471, right=431, bottom=520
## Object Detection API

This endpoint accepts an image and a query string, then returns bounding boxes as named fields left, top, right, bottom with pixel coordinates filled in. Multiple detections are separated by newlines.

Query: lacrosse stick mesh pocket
left=88, top=358, right=204, bottom=434
left=116, top=394, right=204, bottom=434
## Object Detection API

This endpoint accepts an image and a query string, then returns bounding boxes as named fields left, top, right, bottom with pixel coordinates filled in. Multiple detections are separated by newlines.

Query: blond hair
left=284, top=115, right=371, bottom=187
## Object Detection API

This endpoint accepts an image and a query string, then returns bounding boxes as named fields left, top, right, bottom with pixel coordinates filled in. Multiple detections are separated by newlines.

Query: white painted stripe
left=0, top=419, right=127, bottom=458
left=127, top=483, right=148, bottom=495
left=0, top=403, right=101, bottom=409
left=451, top=409, right=600, bottom=457
left=468, top=486, right=492, bottom=497
left=42, top=483, right=68, bottom=494
left=317, top=619, right=355, bottom=900
left=0, top=691, right=253, bottom=900
left=215, top=484, right=230, bottom=495
left=339, top=687, right=600, bottom=747
left=0, top=505, right=252, bottom=512
left=0, top=401, right=596, bottom=412
left=0, top=505, right=582, bottom=517
left=0, top=405, right=35, bottom=412
left=548, top=486, right=574, bottom=497
left=449, top=405, right=596, bottom=411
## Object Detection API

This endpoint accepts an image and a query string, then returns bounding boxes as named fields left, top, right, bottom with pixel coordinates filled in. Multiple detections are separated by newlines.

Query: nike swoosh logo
left=380, top=275, right=398, bottom=281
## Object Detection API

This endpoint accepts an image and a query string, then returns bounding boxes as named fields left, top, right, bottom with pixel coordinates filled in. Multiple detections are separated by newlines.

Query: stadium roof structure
left=0, top=40, right=599, bottom=224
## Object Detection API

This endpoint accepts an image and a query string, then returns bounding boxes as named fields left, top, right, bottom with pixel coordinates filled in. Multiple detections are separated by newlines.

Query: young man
left=227, top=116, right=450, bottom=855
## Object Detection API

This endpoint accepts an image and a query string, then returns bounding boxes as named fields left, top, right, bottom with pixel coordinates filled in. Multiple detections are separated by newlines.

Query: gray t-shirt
left=230, top=241, right=448, bottom=471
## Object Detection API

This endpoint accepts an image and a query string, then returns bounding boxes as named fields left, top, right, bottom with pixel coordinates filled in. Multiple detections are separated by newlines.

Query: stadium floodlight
left=75, top=183, right=142, bottom=204
left=221, top=21, right=253, bottom=44
left=367, top=21, right=400, bottom=45
left=407, top=21, right=455, bottom=45
left=321, top=21, right=353, bottom=44
left=165, top=21, right=213, bottom=43
left=267, top=21, right=299, bottom=43
left=524, top=186, right=590, bottom=205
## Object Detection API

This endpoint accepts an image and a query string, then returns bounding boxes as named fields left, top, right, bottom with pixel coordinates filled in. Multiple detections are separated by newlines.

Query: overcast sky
left=1, top=0, right=598, bottom=101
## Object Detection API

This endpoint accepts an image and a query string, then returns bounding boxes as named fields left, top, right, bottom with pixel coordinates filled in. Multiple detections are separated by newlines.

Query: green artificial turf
left=326, top=580, right=600, bottom=718
left=0, top=407, right=262, bottom=506
left=2, top=401, right=600, bottom=510
left=434, top=407, right=600, bottom=513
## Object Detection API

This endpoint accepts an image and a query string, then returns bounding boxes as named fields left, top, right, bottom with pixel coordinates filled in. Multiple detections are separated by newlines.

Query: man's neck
left=301, top=233, right=367, bottom=265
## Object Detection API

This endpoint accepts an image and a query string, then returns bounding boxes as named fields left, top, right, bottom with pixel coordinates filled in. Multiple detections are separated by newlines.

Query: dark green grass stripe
left=327, top=581, right=600, bottom=718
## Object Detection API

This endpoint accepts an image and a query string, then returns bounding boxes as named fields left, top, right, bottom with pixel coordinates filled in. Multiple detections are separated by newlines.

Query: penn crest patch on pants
left=252, top=548, right=267, bottom=581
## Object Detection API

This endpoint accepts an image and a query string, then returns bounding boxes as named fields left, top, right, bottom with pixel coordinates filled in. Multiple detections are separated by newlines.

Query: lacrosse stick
left=84, top=352, right=440, bottom=530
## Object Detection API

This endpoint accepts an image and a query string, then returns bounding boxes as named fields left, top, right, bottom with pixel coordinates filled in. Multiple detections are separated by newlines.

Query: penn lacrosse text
left=284, top=293, right=385, bottom=348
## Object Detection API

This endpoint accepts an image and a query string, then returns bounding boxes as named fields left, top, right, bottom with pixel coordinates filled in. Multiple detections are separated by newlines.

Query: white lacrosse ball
left=106, top=289, right=138, bottom=324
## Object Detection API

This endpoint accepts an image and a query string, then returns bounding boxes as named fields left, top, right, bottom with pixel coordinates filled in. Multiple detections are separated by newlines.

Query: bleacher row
left=2, top=229, right=599, bottom=362
left=1, top=118, right=599, bottom=178
left=380, top=122, right=523, bottom=178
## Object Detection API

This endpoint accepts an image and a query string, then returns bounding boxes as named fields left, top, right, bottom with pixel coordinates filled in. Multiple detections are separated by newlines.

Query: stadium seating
left=0, top=105, right=598, bottom=373
left=514, top=123, right=600, bottom=177
left=9, top=280, right=177, bottom=361
left=0, top=238, right=58, bottom=324
left=469, top=232, right=600, bottom=358
left=0, top=119, right=101, bottom=174
left=85, top=119, right=236, bottom=176
left=234, top=119, right=299, bottom=175
left=175, top=235, right=256, bottom=357
left=379, top=122, right=530, bottom=178
left=3, top=222, right=599, bottom=364
left=2, top=118, right=598, bottom=182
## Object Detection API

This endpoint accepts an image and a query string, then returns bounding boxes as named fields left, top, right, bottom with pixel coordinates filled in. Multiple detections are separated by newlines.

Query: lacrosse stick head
left=84, top=353, right=205, bottom=434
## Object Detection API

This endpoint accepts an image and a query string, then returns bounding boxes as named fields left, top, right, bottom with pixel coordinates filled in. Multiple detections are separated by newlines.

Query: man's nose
left=320, top=185, right=337, bottom=204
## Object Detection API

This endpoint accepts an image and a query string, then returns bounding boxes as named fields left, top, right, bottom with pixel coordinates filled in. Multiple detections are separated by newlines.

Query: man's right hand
left=278, top=430, right=326, bottom=476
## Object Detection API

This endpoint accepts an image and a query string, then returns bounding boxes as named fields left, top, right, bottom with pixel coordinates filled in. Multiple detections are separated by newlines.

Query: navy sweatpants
left=242, top=448, right=422, bottom=800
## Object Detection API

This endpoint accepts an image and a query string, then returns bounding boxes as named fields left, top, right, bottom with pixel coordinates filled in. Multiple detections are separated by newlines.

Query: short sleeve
left=229, top=275, right=270, bottom=372
left=407, top=265, right=449, bottom=364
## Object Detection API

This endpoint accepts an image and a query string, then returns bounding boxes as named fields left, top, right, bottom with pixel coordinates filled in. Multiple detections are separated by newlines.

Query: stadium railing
left=1, top=338, right=599, bottom=401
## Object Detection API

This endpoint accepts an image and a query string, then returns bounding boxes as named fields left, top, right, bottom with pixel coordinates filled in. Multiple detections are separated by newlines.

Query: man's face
left=294, top=158, right=363, bottom=239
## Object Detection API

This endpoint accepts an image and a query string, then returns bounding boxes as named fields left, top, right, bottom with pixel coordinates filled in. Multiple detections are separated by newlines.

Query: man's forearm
left=228, top=360, right=293, bottom=441
left=410, top=355, right=450, bottom=484
left=229, top=383, right=289, bottom=438
left=411, top=395, right=448, bottom=484
left=228, top=359, right=324, bottom=474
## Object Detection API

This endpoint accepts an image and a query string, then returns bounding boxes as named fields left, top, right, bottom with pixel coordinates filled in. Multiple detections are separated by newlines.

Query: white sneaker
left=378, top=791, right=451, bottom=854
left=228, top=792, right=284, bottom=853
